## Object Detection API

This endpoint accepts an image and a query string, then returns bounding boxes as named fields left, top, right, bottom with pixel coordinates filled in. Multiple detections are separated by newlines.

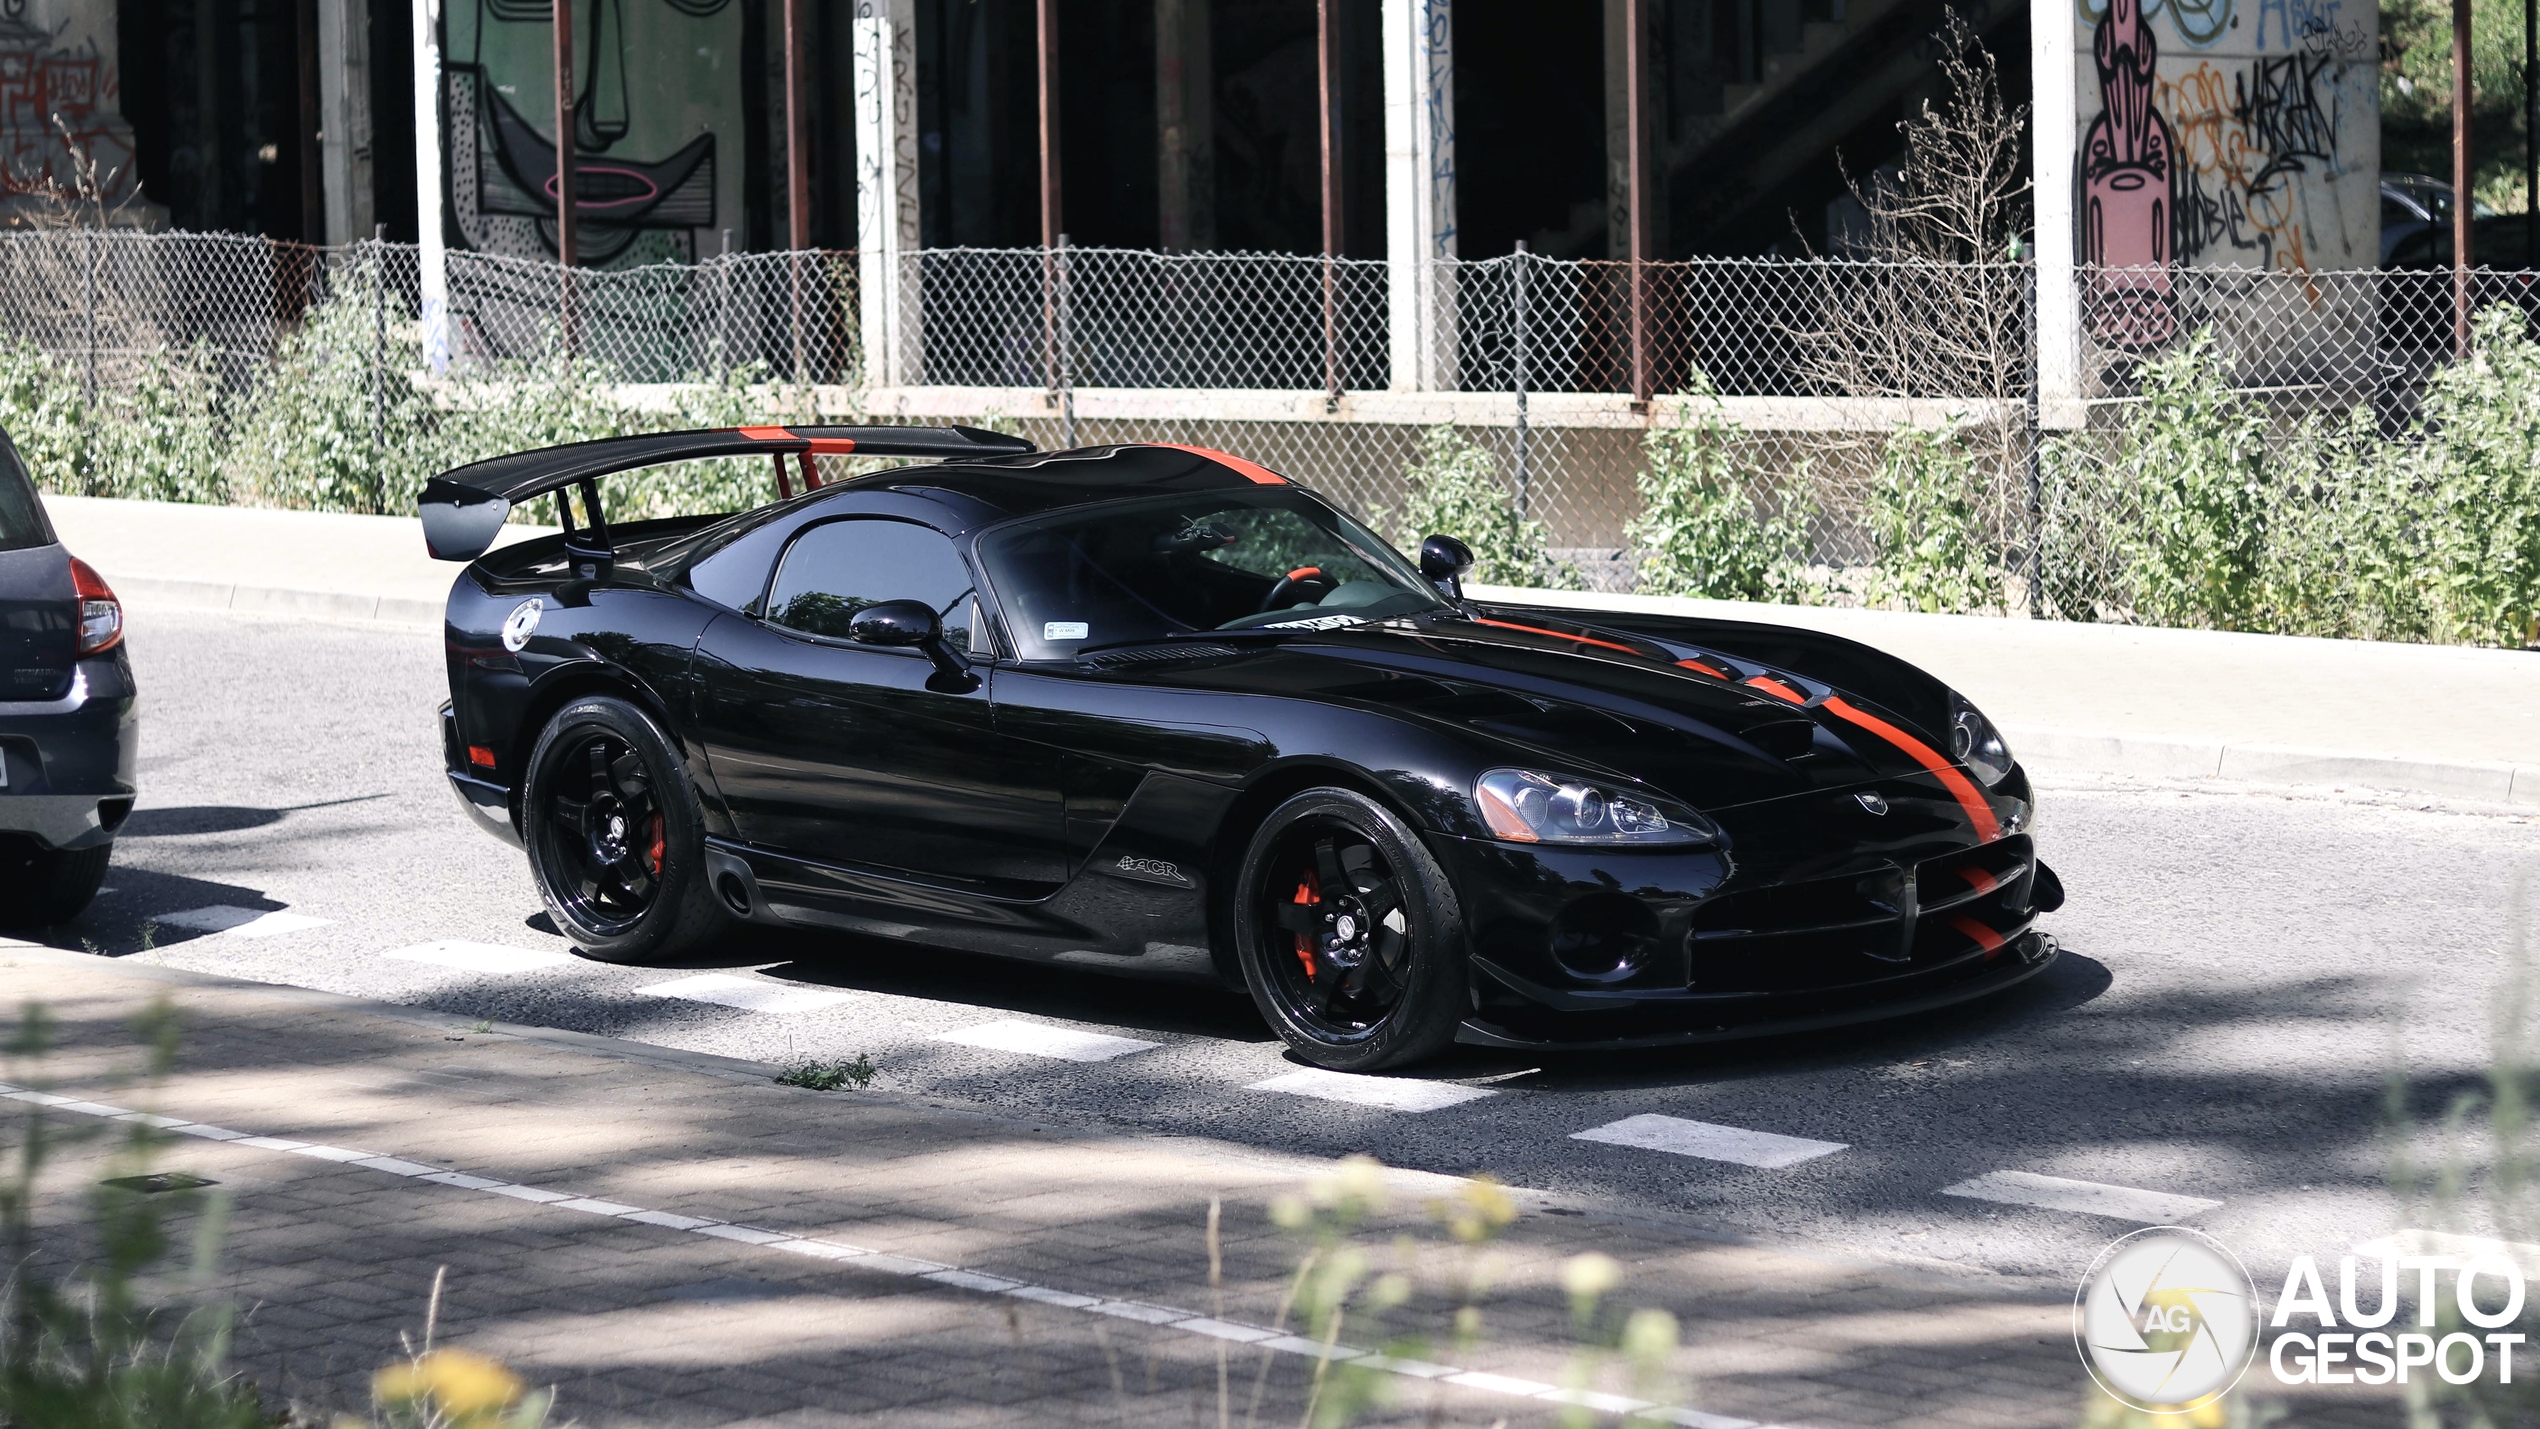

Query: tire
left=521, top=695, right=730, bottom=964
left=1230, top=788, right=1468, bottom=1071
left=0, top=839, right=111, bottom=927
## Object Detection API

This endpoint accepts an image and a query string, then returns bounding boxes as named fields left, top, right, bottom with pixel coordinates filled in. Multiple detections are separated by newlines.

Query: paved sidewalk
left=39, top=493, right=2539, bottom=804
left=0, top=947, right=2389, bottom=1428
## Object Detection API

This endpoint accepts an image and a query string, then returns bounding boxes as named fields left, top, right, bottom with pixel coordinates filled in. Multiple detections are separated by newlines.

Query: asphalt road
left=23, top=605, right=2538, bottom=1292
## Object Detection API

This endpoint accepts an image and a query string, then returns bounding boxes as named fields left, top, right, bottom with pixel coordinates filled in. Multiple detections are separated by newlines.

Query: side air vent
left=1081, top=643, right=1241, bottom=667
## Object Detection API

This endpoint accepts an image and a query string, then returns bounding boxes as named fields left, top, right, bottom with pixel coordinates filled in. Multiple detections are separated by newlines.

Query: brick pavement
left=0, top=946, right=2396, bottom=1428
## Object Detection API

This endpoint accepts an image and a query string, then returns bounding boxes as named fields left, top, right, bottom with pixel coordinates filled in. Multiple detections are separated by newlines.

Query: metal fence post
left=82, top=228, right=99, bottom=416
left=371, top=226, right=389, bottom=467
left=2024, top=260, right=2046, bottom=619
left=1512, top=241, right=1530, bottom=516
left=1057, top=234, right=1077, bottom=448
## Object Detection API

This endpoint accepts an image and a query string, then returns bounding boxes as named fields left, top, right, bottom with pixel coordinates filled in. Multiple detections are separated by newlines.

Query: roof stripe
left=1146, top=443, right=1290, bottom=485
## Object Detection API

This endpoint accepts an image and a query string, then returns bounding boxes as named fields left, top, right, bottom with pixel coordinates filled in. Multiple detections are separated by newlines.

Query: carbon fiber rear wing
left=417, top=424, right=1035, bottom=565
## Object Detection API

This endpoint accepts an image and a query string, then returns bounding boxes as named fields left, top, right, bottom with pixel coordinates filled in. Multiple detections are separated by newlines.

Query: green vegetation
left=1864, top=417, right=2003, bottom=615
left=775, top=1054, right=876, bottom=1092
left=1383, top=425, right=1575, bottom=589
left=1625, top=383, right=1818, bottom=603
left=2381, top=0, right=2535, bottom=214
left=0, top=267, right=811, bottom=525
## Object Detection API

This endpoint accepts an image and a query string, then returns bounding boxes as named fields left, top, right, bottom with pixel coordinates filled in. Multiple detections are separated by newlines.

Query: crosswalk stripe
left=1940, top=1170, right=2220, bottom=1223
left=1248, top=1068, right=1497, bottom=1113
left=633, top=973, right=858, bottom=1014
left=932, top=1019, right=1160, bottom=1063
left=154, top=905, right=329, bottom=938
left=1571, top=1113, right=1847, bottom=1169
left=385, top=940, right=575, bottom=973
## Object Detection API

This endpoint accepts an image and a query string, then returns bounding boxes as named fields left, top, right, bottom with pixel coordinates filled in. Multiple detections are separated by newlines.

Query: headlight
left=1473, top=769, right=1719, bottom=847
left=1947, top=692, right=2014, bottom=787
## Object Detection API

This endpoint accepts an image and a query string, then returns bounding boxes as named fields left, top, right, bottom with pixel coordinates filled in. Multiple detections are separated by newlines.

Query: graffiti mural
left=444, top=0, right=740, bottom=265
left=2074, top=0, right=2378, bottom=348
left=0, top=0, right=148, bottom=221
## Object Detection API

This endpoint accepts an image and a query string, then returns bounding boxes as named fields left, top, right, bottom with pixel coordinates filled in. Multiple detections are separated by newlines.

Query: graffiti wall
left=0, top=0, right=148, bottom=221
left=2075, top=0, right=2378, bottom=350
left=444, top=0, right=744, bottom=265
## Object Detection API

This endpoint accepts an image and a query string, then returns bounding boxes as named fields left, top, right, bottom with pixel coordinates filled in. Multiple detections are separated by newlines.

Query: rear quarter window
left=0, top=436, right=53, bottom=554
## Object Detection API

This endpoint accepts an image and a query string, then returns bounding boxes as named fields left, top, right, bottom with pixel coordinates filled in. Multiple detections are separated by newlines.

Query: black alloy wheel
left=1232, top=788, right=1467, bottom=1071
left=522, top=696, right=729, bottom=964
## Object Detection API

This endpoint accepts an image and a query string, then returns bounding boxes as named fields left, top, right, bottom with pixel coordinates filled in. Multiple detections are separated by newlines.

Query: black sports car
left=425, top=428, right=2062, bottom=1069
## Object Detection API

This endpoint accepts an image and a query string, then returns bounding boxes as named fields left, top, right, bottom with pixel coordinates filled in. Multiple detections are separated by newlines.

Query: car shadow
left=7, top=864, right=297, bottom=955
left=119, top=794, right=391, bottom=838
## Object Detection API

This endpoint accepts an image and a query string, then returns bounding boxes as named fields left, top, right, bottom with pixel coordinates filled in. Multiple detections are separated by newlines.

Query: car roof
left=841, top=443, right=1296, bottom=523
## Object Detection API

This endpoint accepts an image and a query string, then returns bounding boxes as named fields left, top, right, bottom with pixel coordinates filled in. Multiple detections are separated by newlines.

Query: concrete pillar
left=318, top=0, right=376, bottom=243
left=1156, top=0, right=1214, bottom=251
left=854, top=0, right=921, bottom=387
left=2030, top=0, right=2079, bottom=427
left=413, top=0, right=449, bottom=372
left=1382, top=0, right=1454, bottom=390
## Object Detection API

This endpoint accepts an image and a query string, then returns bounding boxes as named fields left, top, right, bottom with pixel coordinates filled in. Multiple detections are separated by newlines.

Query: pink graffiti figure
left=2081, top=0, right=2177, bottom=347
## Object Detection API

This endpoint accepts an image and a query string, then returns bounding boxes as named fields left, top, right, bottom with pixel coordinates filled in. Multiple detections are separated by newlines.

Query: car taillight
left=69, top=557, right=122, bottom=656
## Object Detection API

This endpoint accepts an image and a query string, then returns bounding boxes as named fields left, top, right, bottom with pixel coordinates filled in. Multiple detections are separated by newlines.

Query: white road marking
left=8, top=1089, right=1782, bottom=1429
left=932, top=1019, right=1160, bottom=1063
left=1570, top=1113, right=1848, bottom=1170
left=2353, top=1228, right=2540, bottom=1274
left=154, top=906, right=329, bottom=938
left=1249, top=1068, right=1499, bottom=1113
left=1940, top=1169, right=2221, bottom=1223
left=634, top=973, right=858, bottom=1014
left=385, top=940, right=576, bottom=974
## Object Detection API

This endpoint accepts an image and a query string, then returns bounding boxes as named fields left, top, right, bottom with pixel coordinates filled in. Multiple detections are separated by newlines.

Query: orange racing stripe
left=1820, top=695, right=2000, bottom=841
left=1469, top=617, right=1644, bottom=657
left=1149, top=443, right=1290, bottom=485
left=1675, top=658, right=1727, bottom=678
left=1950, top=915, right=2006, bottom=957
left=738, top=426, right=793, bottom=441
left=1743, top=676, right=1806, bottom=703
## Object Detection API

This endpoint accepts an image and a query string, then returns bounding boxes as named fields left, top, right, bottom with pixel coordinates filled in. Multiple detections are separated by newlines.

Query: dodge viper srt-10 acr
left=423, top=427, right=2063, bottom=1070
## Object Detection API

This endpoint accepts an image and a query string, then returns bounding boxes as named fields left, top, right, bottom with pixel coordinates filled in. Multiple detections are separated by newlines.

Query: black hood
left=1152, top=609, right=1974, bottom=813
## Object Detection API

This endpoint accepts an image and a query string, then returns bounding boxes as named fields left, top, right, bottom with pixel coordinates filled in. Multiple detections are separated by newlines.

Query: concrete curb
left=114, top=575, right=443, bottom=627
left=2001, top=726, right=2533, bottom=805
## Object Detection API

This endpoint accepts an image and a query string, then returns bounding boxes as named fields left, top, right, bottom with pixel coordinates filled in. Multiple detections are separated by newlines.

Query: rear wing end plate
left=419, top=424, right=1034, bottom=563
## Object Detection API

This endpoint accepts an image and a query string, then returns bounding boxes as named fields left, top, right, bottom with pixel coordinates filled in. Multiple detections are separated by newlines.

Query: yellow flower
left=375, top=1348, right=525, bottom=1419
left=1561, top=1251, right=1624, bottom=1301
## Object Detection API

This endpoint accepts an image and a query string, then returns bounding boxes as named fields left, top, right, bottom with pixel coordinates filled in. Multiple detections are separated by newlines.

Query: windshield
left=978, top=489, right=1448, bottom=660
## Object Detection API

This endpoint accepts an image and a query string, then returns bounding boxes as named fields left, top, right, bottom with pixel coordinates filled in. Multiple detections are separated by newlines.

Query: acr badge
left=1112, top=855, right=1190, bottom=887
left=501, top=598, right=544, bottom=653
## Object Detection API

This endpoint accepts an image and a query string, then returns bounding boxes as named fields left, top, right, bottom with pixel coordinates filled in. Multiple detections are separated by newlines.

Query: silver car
left=0, top=428, right=135, bottom=925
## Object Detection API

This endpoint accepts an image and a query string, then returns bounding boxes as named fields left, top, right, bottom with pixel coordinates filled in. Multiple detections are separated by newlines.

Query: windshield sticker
left=1044, top=621, right=1090, bottom=641
left=1259, top=613, right=1367, bottom=631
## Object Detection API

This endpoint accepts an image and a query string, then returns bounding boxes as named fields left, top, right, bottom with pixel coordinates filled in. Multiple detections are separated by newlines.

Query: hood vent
left=1081, top=643, right=1241, bottom=667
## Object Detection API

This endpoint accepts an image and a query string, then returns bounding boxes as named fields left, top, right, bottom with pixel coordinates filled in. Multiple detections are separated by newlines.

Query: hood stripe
left=1467, top=617, right=1646, bottom=657
left=1821, top=696, right=2000, bottom=841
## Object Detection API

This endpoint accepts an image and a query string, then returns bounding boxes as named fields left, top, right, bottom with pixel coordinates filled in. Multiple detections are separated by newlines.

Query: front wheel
left=521, top=695, right=729, bottom=964
left=1231, top=788, right=1468, bottom=1071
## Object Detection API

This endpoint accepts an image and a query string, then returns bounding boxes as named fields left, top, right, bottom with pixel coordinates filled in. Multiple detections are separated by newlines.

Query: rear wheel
left=522, top=696, right=729, bottom=964
left=0, top=839, right=111, bottom=927
left=1231, top=788, right=1467, bottom=1071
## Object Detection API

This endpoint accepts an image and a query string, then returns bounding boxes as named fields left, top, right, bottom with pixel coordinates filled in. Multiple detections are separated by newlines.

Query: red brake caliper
left=646, top=812, right=666, bottom=876
left=1291, top=868, right=1320, bottom=976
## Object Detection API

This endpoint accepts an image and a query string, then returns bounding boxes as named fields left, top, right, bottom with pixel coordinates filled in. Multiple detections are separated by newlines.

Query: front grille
left=1688, top=835, right=2036, bottom=994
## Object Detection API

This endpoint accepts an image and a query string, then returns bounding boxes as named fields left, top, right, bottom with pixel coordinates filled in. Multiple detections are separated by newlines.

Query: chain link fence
left=1, top=230, right=2533, bottom=645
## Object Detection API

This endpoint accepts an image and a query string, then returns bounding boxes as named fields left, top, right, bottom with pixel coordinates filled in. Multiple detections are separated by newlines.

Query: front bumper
left=0, top=657, right=139, bottom=851
left=1429, top=768, right=2055, bottom=1046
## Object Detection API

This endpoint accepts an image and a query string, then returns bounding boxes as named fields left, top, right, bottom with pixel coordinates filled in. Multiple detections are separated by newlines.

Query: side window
left=764, top=518, right=977, bottom=652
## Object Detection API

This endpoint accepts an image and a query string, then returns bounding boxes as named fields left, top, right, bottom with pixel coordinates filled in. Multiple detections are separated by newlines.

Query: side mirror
left=849, top=599, right=976, bottom=687
left=1418, top=534, right=1475, bottom=598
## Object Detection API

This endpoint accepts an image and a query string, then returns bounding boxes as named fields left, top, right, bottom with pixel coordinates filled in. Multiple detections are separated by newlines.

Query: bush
left=1864, top=417, right=2000, bottom=614
left=1382, top=425, right=1572, bottom=588
left=1625, top=387, right=1816, bottom=603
